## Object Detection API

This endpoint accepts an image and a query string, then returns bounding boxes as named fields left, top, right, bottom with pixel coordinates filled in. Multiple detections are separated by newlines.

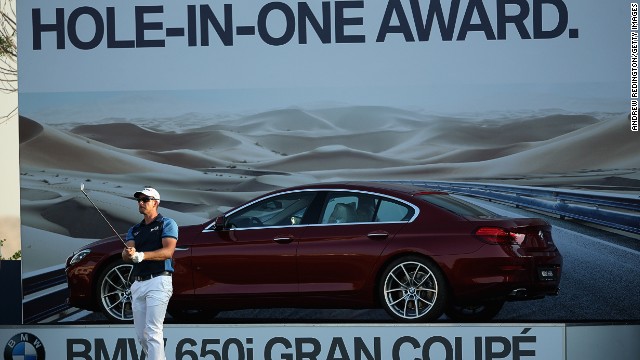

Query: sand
left=18, top=107, right=640, bottom=272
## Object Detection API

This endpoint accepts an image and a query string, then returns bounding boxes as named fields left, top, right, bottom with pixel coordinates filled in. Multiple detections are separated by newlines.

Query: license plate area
left=537, top=267, right=557, bottom=281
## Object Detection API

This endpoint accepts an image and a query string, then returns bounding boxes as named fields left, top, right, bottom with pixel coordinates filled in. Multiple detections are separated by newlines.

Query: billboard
left=1, top=324, right=566, bottom=360
left=15, top=0, right=638, bottom=326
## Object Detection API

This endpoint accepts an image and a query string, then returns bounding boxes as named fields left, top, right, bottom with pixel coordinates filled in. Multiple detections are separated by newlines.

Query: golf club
left=80, top=183, right=128, bottom=248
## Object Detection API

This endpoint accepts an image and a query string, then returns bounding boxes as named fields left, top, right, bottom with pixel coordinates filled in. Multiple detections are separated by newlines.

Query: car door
left=189, top=191, right=317, bottom=301
left=297, top=191, right=416, bottom=298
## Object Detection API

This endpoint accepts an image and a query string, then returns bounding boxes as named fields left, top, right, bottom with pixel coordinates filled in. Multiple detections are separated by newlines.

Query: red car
left=65, top=181, right=562, bottom=322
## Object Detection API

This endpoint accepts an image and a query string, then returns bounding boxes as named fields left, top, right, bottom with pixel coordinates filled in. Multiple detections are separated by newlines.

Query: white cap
left=133, top=187, right=160, bottom=201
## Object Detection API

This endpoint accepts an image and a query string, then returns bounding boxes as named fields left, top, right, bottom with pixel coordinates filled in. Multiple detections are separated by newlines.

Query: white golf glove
left=131, top=252, right=145, bottom=263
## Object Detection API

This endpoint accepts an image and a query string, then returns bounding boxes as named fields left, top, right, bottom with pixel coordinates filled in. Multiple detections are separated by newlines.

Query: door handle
left=273, top=236, right=294, bottom=244
left=367, top=231, right=389, bottom=240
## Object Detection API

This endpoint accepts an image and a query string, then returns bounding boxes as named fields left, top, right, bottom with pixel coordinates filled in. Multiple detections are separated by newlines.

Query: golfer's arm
left=138, top=237, right=177, bottom=261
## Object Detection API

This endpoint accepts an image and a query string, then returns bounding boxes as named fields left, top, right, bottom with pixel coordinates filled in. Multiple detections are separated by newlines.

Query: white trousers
left=130, top=275, right=173, bottom=360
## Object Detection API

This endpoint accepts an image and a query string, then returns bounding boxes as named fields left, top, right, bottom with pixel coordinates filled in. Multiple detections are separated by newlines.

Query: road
left=473, top=198, right=640, bottom=322
left=54, top=197, right=640, bottom=324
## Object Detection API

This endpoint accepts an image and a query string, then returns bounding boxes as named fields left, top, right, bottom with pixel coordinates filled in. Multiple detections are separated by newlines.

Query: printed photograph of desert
left=19, top=95, right=638, bottom=274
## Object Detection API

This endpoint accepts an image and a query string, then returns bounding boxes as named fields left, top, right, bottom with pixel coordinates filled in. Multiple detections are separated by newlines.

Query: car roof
left=282, top=181, right=445, bottom=197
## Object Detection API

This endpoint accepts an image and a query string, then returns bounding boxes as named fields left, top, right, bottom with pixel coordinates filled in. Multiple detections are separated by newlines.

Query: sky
left=0, top=0, right=19, bottom=221
left=15, top=0, right=629, bottom=123
left=0, top=90, right=20, bottom=260
left=0, top=92, right=19, bottom=219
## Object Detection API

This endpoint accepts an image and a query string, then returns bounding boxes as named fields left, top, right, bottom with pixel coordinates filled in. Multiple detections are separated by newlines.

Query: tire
left=96, top=259, right=134, bottom=322
left=379, top=256, right=447, bottom=322
left=444, top=301, right=505, bottom=322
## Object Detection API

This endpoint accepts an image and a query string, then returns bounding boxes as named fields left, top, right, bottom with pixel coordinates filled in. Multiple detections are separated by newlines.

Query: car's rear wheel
left=444, top=301, right=505, bottom=322
left=379, top=256, right=447, bottom=322
left=96, top=259, right=134, bottom=322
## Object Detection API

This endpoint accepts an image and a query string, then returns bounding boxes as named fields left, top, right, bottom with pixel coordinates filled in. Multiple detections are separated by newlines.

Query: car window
left=226, top=191, right=316, bottom=228
left=321, top=193, right=359, bottom=224
left=376, top=199, right=413, bottom=222
left=320, top=192, right=411, bottom=224
left=416, top=193, right=500, bottom=218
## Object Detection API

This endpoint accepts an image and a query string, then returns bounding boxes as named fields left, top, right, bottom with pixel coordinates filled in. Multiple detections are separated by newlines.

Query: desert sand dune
left=20, top=116, right=170, bottom=173
left=18, top=108, right=639, bottom=272
left=253, top=145, right=415, bottom=172
left=482, top=113, right=639, bottom=174
left=71, top=122, right=243, bottom=152
left=232, top=108, right=344, bottom=134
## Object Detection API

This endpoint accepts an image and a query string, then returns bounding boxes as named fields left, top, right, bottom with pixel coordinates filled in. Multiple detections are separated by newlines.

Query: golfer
left=122, top=187, right=178, bottom=360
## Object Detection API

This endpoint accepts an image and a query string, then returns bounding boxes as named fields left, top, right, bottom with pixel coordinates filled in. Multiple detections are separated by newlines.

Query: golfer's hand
left=122, top=247, right=136, bottom=261
left=131, top=252, right=145, bottom=263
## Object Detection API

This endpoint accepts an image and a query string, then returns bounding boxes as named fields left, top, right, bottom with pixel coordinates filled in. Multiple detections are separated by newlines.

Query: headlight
left=68, top=249, right=91, bottom=266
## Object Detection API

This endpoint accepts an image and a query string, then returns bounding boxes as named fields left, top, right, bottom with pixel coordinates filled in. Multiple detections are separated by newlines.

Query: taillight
left=474, top=227, right=525, bottom=245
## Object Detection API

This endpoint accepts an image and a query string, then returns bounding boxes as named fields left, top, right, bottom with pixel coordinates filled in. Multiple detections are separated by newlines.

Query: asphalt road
left=58, top=197, right=640, bottom=324
left=473, top=198, right=640, bottom=323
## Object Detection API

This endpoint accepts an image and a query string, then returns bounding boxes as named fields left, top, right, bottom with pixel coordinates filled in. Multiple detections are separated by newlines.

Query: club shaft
left=81, top=189, right=128, bottom=247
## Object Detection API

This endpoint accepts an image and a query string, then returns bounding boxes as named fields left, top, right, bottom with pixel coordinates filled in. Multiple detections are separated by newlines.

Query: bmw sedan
left=65, top=181, right=562, bottom=322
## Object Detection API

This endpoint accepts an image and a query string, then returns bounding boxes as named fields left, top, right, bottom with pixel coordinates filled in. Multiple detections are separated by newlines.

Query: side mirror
left=213, top=215, right=226, bottom=231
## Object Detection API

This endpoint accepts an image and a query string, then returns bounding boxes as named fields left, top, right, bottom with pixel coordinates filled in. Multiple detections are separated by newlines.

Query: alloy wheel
left=382, top=260, right=442, bottom=321
left=99, top=262, right=134, bottom=321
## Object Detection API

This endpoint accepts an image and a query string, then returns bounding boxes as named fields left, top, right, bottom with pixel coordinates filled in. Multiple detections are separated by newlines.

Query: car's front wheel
left=379, top=256, right=447, bottom=322
left=96, top=259, right=134, bottom=322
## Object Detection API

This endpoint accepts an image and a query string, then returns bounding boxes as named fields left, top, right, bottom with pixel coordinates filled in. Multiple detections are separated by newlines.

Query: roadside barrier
left=396, top=180, right=640, bottom=235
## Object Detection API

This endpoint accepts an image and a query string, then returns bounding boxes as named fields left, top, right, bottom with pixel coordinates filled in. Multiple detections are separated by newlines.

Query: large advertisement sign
left=15, top=0, right=639, bottom=328
left=1, top=324, right=565, bottom=360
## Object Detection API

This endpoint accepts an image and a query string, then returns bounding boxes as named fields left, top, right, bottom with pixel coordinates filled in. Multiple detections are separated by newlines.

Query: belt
left=133, top=271, right=172, bottom=282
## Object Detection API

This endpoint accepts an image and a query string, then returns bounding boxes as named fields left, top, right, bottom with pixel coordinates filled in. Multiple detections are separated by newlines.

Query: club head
left=80, top=183, right=84, bottom=191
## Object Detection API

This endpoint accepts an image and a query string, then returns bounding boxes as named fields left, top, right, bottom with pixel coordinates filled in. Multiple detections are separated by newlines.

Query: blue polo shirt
left=126, top=214, right=178, bottom=278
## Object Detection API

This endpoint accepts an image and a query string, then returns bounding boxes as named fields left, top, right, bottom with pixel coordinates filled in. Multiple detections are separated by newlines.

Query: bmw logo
left=4, top=333, right=45, bottom=360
